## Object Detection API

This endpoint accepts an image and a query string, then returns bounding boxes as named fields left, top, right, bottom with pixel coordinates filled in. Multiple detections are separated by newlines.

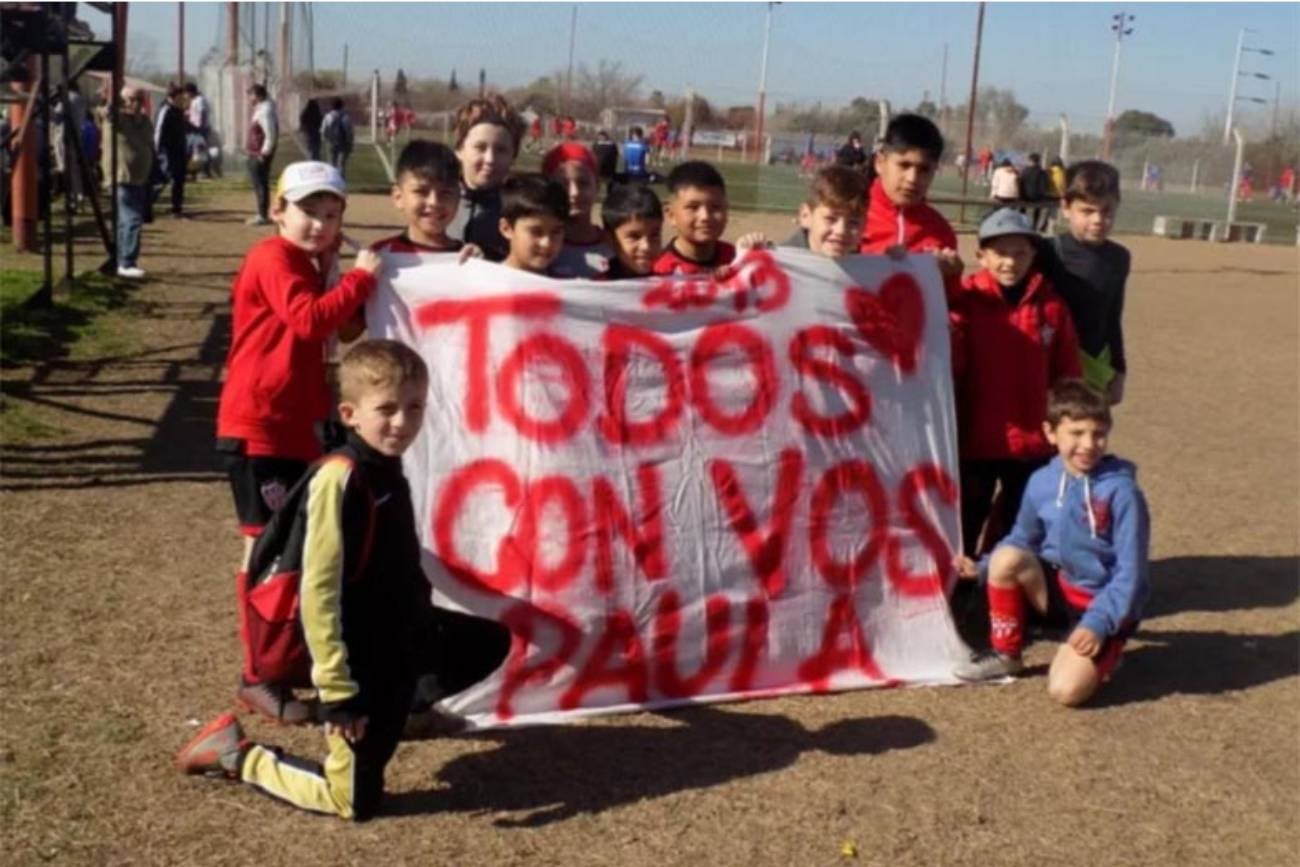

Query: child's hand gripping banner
left=370, top=249, right=968, bottom=728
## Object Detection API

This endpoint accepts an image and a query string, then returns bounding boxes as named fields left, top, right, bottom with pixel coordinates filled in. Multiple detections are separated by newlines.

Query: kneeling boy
left=178, top=340, right=510, bottom=820
left=954, top=380, right=1150, bottom=707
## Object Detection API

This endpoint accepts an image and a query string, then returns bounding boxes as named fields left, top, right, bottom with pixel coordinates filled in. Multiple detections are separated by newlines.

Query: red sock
left=234, top=570, right=258, bottom=684
left=987, top=584, right=1026, bottom=658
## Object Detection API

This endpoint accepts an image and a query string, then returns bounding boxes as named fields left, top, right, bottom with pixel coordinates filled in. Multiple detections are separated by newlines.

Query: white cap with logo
left=276, top=161, right=347, bottom=203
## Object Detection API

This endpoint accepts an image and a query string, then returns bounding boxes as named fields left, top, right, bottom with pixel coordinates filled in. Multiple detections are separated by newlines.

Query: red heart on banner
left=844, top=273, right=926, bottom=375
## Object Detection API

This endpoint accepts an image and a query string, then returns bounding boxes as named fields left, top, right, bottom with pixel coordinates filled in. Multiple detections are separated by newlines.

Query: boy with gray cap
left=950, top=208, right=1082, bottom=559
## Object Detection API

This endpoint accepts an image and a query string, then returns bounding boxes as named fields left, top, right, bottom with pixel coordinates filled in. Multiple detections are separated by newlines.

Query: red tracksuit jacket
left=859, top=178, right=960, bottom=297
left=217, top=236, right=375, bottom=460
left=950, top=268, right=1082, bottom=461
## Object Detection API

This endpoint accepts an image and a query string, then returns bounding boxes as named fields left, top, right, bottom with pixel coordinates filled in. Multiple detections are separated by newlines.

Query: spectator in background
left=592, top=130, right=619, bottom=187
left=1044, top=156, right=1066, bottom=229
left=245, top=83, right=278, bottom=225
left=1018, top=152, right=1049, bottom=231
left=836, top=130, right=868, bottom=172
left=623, top=126, right=649, bottom=183
left=320, top=98, right=354, bottom=178
left=298, top=98, right=323, bottom=161
left=184, top=82, right=212, bottom=179
left=81, top=111, right=101, bottom=191
left=978, top=146, right=994, bottom=185
left=154, top=84, right=192, bottom=218
left=115, top=86, right=155, bottom=278
left=1277, top=166, right=1295, bottom=204
left=990, top=158, right=1019, bottom=206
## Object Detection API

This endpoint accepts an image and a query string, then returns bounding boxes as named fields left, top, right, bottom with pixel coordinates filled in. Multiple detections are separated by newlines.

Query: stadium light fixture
left=1102, top=9, right=1136, bottom=160
left=1225, top=28, right=1274, bottom=143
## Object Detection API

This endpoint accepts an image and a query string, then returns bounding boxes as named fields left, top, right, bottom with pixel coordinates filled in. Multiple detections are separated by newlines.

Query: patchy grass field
left=0, top=188, right=1296, bottom=866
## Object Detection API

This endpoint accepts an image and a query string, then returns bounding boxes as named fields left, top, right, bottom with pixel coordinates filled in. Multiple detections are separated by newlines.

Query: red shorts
left=1039, top=561, right=1136, bottom=680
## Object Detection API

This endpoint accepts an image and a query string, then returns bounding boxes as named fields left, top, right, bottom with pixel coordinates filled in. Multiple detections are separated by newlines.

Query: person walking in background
left=299, top=98, right=323, bottom=161
left=245, top=84, right=279, bottom=226
left=320, top=98, right=354, bottom=179
left=184, top=82, right=212, bottom=179
left=114, top=86, right=155, bottom=279
left=154, top=84, right=192, bottom=219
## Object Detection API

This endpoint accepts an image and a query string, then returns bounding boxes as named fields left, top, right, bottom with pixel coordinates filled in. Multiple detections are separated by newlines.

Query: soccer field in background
left=273, top=136, right=1299, bottom=244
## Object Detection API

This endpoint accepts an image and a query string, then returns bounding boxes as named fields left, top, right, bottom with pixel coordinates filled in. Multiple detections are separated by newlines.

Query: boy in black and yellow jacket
left=177, top=340, right=510, bottom=821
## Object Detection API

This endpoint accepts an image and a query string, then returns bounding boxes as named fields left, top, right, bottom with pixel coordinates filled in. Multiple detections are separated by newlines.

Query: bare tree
left=572, top=59, right=643, bottom=119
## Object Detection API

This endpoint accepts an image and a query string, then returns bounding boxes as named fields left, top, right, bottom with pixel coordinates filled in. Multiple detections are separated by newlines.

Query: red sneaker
left=175, top=713, right=247, bottom=778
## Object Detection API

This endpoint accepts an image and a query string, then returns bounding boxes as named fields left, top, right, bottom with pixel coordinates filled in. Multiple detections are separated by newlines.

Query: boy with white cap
left=949, top=208, right=1082, bottom=560
left=215, top=161, right=383, bottom=724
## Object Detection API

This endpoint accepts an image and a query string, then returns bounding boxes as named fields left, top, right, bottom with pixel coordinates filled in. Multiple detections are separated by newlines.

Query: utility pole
left=754, top=2, right=776, bottom=165
left=342, top=43, right=348, bottom=89
left=564, top=4, right=577, bottom=115
left=1102, top=10, right=1135, bottom=161
left=959, top=2, right=986, bottom=225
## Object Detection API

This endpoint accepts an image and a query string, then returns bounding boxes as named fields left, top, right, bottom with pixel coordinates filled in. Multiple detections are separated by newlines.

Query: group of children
left=175, top=108, right=1149, bottom=821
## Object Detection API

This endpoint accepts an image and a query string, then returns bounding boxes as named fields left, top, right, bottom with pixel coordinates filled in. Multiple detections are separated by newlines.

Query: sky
left=103, top=1, right=1299, bottom=137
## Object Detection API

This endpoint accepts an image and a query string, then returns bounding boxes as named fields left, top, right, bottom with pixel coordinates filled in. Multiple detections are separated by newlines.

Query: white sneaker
left=954, top=651, right=1025, bottom=682
left=244, top=215, right=271, bottom=226
left=116, top=266, right=146, bottom=279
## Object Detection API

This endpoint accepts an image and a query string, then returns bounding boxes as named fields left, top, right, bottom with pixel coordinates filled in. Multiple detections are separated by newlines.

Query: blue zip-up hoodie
left=999, top=454, right=1150, bottom=638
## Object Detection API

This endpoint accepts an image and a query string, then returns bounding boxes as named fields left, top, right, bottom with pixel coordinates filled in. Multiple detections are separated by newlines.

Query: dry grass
left=1, top=189, right=1296, bottom=866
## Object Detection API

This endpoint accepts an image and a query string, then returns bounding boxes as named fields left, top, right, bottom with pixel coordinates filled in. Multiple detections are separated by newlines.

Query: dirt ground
left=1, top=189, right=1296, bottom=866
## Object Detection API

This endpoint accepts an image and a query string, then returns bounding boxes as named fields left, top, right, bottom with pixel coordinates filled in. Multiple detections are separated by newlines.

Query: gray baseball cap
left=978, top=208, right=1036, bottom=242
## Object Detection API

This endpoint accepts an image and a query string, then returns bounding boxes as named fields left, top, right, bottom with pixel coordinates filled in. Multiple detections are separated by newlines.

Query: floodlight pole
left=1102, top=10, right=1134, bottom=161
left=1227, top=126, right=1245, bottom=226
left=1224, top=29, right=1245, bottom=145
left=754, top=2, right=775, bottom=164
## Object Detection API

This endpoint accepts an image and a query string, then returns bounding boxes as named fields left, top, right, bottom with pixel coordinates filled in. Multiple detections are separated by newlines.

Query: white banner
left=370, top=248, right=968, bottom=728
left=691, top=129, right=739, bottom=148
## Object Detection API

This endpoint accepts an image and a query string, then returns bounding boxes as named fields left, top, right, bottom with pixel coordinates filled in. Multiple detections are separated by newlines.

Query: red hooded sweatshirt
left=950, top=267, right=1082, bottom=461
left=860, top=178, right=960, bottom=297
left=217, top=236, right=375, bottom=461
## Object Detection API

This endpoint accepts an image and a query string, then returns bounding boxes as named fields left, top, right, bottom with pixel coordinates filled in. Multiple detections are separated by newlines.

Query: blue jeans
left=116, top=183, right=146, bottom=267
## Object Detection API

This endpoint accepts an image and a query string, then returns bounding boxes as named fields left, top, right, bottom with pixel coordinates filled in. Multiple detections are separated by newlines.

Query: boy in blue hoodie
left=953, top=379, right=1149, bottom=706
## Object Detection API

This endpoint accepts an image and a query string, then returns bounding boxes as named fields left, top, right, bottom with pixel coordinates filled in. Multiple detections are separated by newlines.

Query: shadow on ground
left=1090, top=627, right=1299, bottom=708
left=387, top=706, right=935, bottom=827
left=1146, top=555, right=1298, bottom=615
left=0, top=307, right=230, bottom=491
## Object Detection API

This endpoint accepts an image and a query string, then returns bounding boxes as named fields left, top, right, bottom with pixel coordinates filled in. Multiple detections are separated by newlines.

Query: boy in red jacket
left=860, top=114, right=963, bottom=297
left=216, top=161, right=383, bottom=723
left=951, top=208, right=1081, bottom=557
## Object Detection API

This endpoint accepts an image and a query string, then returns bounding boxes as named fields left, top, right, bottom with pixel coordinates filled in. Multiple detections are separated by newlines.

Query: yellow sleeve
left=300, top=459, right=358, bottom=704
